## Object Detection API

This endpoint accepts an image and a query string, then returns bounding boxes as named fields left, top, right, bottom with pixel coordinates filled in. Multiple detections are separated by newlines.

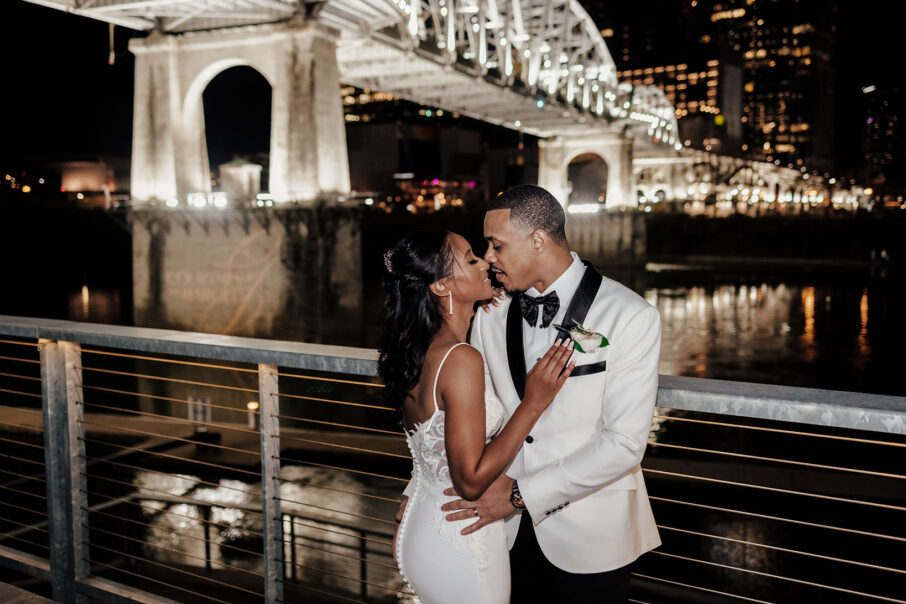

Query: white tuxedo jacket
left=470, top=261, right=661, bottom=573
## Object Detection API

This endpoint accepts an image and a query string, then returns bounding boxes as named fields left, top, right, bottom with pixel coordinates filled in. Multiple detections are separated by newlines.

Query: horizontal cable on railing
left=657, top=524, right=905, bottom=574
left=0, top=355, right=39, bottom=365
left=642, top=468, right=906, bottom=511
left=83, top=384, right=259, bottom=416
left=277, top=413, right=404, bottom=436
left=80, top=437, right=261, bottom=479
left=0, top=484, right=47, bottom=501
left=286, top=537, right=399, bottom=571
left=0, top=405, right=40, bottom=414
left=83, top=476, right=264, bottom=516
left=81, top=401, right=261, bottom=436
left=0, top=515, right=49, bottom=535
left=647, top=440, right=906, bottom=480
left=82, top=347, right=258, bottom=374
left=88, top=542, right=264, bottom=599
left=653, top=414, right=906, bottom=448
left=279, top=455, right=408, bottom=484
left=283, top=518, right=393, bottom=548
left=631, top=572, right=771, bottom=604
left=277, top=432, right=410, bottom=460
left=649, top=495, right=906, bottom=542
left=88, top=558, right=235, bottom=604
left=0, top=339, right=38, bottom=348
left=84, top=490, right=263, bottom=537
left=0, top=500, right=48, bottom=518
left=0, top=371, right=40, bottom=382
left=285, top=557, right=412, bottom=597
left=0, top=436, right=44, bottom=450
left=278, top=391, right=395, bottom=411
left=285, top=581, right=366, bottom=604
left=79, top=421, right=262, bottom=459
left=0, top=420, right=42, bottom=432
left=281, top=479, right=402, bottom=504
left=278, top=494, right=396, bottom=527
left=90, top=508, right=263, bottom=558
left=0, top=468, right=46, bottom=484
left=277, top=370, right=383, bottom=388
left=0, top=453, right=45, bottom=468
left=85, top=455, right=261, bottom=495
left=649, top=550, right=904, bottom=602
left=80, top=366, right=258, bottom=394
left=0, top=534, right=50, bottom=553
left=89, top=524, right=265, bottom=580
left=0, top=387, right=41, bottom=399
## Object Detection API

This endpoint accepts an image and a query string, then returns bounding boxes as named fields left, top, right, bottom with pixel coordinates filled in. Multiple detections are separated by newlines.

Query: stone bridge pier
left=538, top=133, right=635, bottom=208
left=129, top=20, right=350, bottom=204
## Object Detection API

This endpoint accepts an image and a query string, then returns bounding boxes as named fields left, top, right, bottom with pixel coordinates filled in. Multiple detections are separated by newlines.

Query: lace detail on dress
left=403, top=388, right=507, bottom=572
left=398, top=343, right=508, bottom=581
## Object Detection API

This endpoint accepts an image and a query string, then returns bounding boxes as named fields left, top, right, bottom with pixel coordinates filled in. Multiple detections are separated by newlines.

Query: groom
left=442, top=184, right=661, bottom=602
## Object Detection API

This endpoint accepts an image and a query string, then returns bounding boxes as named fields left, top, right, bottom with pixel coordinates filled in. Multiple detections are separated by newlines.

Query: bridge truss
left=24, top=0, right=678, bottom=143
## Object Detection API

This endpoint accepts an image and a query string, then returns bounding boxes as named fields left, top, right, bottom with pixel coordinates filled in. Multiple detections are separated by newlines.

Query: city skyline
left=1, top=0, right=903, bottom=195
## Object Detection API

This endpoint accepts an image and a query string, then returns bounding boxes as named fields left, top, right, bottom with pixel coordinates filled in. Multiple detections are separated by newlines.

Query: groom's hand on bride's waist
left=441, top=474, right=516, bottom=536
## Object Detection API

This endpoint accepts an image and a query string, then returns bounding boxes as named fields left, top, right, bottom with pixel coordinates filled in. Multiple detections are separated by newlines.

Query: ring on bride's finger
left=472, top=508, right=479, bottom=517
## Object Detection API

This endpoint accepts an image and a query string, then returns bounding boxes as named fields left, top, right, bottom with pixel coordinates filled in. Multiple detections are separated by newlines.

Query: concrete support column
left=131, top=35, right=181, bottom=203
left=270, top=24, right=350, bottom=201
left=131, top=34, right=212, bottom=204
left=610, top=136, right=634, bottom=209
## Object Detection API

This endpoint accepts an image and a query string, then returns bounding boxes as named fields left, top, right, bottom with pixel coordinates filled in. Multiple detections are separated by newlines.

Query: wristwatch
left=510, top=479, right=526, bottom=510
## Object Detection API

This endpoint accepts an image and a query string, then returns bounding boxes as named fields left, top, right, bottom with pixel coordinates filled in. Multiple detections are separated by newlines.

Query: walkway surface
left=0, top=582, right=53, bottom=603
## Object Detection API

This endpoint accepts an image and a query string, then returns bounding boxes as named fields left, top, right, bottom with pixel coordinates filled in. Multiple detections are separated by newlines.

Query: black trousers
left=509, top=512, right=632, bottom=604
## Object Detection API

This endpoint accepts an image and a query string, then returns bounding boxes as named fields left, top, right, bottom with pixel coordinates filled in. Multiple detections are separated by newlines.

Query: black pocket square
left=570, top=360, right=606, bottom=377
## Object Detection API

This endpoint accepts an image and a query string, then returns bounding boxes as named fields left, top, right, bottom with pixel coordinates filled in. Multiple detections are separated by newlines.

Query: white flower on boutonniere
left=555, top=321, right=610, bottom=353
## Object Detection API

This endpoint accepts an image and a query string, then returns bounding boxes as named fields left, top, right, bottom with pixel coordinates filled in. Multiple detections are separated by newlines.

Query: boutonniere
left=554, top=321, right=610, bottom=353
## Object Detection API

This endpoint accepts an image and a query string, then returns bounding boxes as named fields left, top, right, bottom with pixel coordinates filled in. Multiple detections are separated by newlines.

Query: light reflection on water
left=643, top=273, right=900, bottom=394
left=136, top=466, right=413, bottom=602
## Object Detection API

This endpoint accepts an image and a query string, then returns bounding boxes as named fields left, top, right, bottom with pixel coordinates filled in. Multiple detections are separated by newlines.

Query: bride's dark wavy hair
left=379, top=230, right=454, bottom=409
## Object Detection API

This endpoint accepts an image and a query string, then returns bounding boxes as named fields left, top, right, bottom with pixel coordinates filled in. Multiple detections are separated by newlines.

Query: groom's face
left=483, top=209, right=536, bottom=293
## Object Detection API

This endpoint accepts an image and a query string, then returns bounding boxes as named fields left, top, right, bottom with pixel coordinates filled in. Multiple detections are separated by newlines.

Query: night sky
left=1, top=0, right=904, bottom=178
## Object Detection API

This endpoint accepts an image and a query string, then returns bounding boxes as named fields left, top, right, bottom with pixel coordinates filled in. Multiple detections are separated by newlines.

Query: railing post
left=39, top=339, right=89, bottom=604
left=258, top=363, right=283, bottom=603
left=358, top=529, right=367, bottom=602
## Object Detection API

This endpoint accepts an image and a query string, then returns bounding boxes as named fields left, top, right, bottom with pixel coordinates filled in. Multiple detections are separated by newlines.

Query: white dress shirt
left=522, top=252, right=586, bottom=370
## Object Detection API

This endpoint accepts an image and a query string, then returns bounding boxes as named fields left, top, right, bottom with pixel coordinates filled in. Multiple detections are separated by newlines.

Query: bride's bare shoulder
left=439, top=345, right=484, bottom=384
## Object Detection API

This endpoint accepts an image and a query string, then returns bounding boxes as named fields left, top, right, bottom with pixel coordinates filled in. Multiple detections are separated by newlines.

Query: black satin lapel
left=562, top=260, right=604, bottom=329
left=506, top=298, right=527, bottom=399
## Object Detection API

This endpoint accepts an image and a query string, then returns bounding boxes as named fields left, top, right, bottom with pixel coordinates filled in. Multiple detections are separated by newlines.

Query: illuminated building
left=705, top=0, right=838, bottom=168
left=617, top=59, right=743, bottom=153
left=861, top=84, right=904, bottom=189
left=339, top=85, right=535, bottom=207
left=589, top=0, right=837, bottom=167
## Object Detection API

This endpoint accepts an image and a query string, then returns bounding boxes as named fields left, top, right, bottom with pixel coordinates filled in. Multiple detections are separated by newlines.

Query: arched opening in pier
left=201, top=65, right=272, bottom=202
left=567, top=152, right=608, bottom=205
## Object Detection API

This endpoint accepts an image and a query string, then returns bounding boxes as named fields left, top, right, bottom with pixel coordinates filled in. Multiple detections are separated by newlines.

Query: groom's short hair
left=488, top=185, right=567, bottom=245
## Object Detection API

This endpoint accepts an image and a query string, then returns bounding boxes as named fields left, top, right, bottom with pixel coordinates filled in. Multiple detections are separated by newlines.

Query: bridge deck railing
left=0, top=315, right=903, bottom=604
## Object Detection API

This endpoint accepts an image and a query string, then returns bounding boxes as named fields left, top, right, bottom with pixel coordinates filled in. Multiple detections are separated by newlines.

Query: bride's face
left=445, top=233, right=495, bottom=303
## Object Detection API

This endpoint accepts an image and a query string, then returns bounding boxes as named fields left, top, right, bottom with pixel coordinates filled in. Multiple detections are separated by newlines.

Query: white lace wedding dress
left=396, top=343, right=510, bottom=604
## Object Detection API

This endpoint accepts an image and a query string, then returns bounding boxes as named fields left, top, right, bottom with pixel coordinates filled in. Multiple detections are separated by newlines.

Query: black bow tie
left=519, top=291, right=560, bottom=328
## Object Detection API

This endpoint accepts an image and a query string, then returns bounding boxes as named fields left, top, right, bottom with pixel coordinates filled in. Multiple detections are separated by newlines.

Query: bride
left=380, top=230, right=575, bottom=603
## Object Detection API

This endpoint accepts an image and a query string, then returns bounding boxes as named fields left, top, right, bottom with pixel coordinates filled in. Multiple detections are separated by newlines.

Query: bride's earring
left=448, top=292, right=453, bottom=315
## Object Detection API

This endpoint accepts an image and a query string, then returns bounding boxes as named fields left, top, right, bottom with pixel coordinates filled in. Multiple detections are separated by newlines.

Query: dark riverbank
left=646, top=212, right=906, bottom=266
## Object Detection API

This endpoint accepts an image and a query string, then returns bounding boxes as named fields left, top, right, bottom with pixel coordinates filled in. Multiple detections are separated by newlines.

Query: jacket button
left=525, top=436, right=534, bottom=443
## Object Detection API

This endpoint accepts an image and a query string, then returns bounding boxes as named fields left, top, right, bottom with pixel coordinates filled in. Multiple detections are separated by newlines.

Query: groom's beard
left=489, top=265, right=522, bottom=296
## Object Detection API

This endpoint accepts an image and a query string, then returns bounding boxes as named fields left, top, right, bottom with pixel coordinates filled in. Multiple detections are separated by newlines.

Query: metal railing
left=0, top=315, right=904, bottom=603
